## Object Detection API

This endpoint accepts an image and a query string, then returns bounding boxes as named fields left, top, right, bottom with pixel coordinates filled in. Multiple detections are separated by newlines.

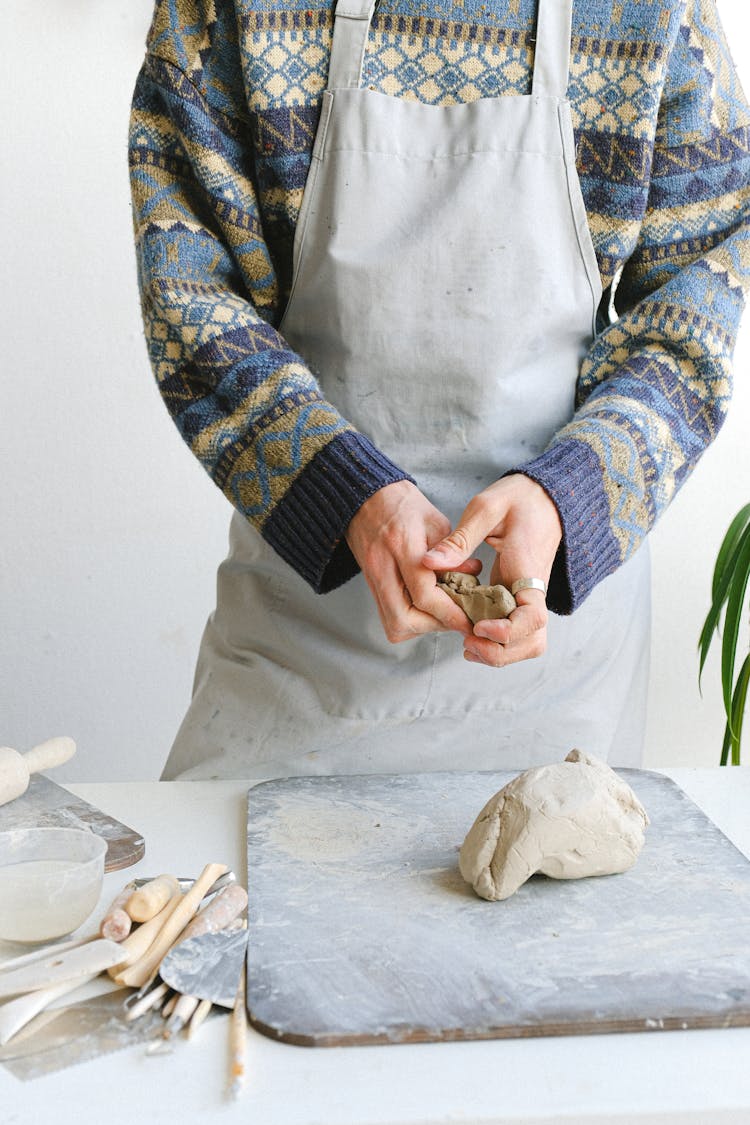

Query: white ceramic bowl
left=0, top=827, right=107, bottom=943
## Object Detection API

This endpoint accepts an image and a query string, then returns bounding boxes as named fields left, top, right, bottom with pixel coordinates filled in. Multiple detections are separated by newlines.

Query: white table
left=2, top=769, right=750, bottom=1125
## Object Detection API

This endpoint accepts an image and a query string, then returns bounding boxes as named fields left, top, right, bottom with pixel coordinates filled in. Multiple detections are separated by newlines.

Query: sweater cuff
left=261, top=430, right=414, bottom=593
left=506, top=440, right=623, bottom=615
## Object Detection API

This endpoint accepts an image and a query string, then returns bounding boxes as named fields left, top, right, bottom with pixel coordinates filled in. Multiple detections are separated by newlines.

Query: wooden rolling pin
left=0, top=737, right=76, bottom=807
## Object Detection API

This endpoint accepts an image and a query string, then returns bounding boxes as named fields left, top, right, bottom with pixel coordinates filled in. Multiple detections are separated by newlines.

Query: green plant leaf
left=698, top=521, right=750, bottom=687
left=720, top=720, right=732, bottom=766
left=712, top=503, right=750, bottom=602
left=730, top=652, right=750, bottom=766
left=721, top=525, right=750, bottom=730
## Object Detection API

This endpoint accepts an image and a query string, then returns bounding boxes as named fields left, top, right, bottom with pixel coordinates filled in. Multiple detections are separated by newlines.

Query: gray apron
left=163, top=0, right=650, bottom=781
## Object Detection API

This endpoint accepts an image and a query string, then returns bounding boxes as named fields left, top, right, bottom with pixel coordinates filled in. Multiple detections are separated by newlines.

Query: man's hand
left=345, top=480, right=481, bottom=643
left=422, top=474, right=562, bottom=667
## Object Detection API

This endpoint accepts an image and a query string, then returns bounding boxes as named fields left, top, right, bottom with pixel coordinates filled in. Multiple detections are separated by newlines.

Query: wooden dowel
left=187, top=998, right=212, bottom=1040
left=227, top=965, right=247, bottom=1100
left=125, top=981, right=170, bottom=1022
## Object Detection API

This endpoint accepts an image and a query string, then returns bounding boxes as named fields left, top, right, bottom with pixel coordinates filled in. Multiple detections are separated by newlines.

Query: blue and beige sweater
left=129, top=0, right=750, bottom=613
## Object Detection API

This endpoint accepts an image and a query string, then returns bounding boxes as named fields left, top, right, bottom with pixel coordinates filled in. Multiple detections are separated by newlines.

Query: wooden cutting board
left=246, top=769, right=750, bottom=1046
left=0, top=775, right=144, bottom=872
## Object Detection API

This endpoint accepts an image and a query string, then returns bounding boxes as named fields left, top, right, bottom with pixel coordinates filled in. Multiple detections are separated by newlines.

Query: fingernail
left=424, top=545, right=449, bottom=559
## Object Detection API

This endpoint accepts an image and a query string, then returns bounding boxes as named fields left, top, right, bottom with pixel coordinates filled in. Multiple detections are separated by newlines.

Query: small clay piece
left=459, top=749, right=649, bottom=901
left=437, top=571, right=516, bottom=624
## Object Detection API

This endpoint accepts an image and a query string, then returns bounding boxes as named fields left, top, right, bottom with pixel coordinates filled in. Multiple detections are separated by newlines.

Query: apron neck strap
left=327, top=0, right=572, bottom=97
left=327, top=0, right=378, bottom=91
left=531, top=0, right=573, bottom=98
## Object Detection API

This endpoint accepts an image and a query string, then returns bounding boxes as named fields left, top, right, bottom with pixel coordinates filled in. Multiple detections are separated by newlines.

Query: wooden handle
left=187, top=997, right=213, bottom=1039
left=99, top=881, right=137, bottom=941
left=178, top=883, right=247, bottom=943
left=124, top=981, right=170, bottom=1022
left=126, top=875, right=180, bottom=923
left=22, top=736, right=76, bottom=776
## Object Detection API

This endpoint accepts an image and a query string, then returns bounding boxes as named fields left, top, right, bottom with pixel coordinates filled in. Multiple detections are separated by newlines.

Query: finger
left=441, top=558, right=483, bottom=577
left=473, top=596, right=547, bottom=646
left=421, top=494, right=504, bottom=572
left=463, top=626, right=547, bottom=667
left=369, top=562, right=449, bottom=643
left=464, top=601, right=548, bottom=666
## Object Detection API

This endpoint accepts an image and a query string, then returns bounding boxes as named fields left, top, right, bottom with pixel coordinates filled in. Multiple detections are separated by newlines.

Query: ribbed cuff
left=506, top=439, right=623, bottom=615
left=261, top=430, right=414, bottom=593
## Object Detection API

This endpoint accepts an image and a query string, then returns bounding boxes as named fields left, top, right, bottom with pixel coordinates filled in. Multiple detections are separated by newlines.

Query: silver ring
left=510, top=577, right=547, bottom=597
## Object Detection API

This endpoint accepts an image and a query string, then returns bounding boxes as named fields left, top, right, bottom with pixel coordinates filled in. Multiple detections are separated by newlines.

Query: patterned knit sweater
left=129, top=0, right=750, bottom=614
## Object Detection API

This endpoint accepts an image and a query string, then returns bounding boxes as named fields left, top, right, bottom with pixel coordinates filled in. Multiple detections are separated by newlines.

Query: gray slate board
left=246, top=769, right=750, bottom=1046
left=0, top=775, right=145, bottom=872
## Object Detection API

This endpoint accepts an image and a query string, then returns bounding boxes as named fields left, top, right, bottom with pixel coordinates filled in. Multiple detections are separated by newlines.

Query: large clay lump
left=459, top=750, right=649, bottom=901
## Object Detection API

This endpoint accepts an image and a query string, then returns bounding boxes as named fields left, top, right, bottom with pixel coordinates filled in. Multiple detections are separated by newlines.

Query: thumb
left=422, top=522, right=485, bottom=571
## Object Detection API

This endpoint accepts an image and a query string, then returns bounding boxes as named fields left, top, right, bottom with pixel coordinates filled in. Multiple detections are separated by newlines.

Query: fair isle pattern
left=130, top=0, right=750, bottom=607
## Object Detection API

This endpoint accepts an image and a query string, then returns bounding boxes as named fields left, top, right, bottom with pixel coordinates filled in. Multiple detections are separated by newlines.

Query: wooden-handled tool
left=126, top=875, right=181, bottom=922
left=0, top=736, right=76, bottom=807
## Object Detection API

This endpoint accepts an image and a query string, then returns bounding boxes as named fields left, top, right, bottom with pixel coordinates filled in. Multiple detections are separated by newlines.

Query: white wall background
left=1, top=1, right=749, bottom=782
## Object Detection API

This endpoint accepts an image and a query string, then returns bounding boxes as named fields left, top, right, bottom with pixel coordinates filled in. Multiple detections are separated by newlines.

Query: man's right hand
left=345, top=480, right=481, bottom=643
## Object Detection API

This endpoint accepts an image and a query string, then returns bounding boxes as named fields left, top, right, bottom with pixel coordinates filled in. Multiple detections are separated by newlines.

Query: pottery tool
left=126, top=875, right=181, bottom=922
left=0, top=974, right=101, bottom=1046
left=228, top=965, right=247, bottom=1099
left=124, top=981, right=170, bottom=1022
left=0, top=737, right=76, bottom=808
left=0, top=935, right=99, bottom=975
left=0, top=989, right=168, bottom=1080
left=99, top=882, right=137, bottom=941
left=176, top=882, right=247, bottom=942
left=159, top=928, right=248, bottom=1009
left=164, top=992, right=200, bottom=1037
left=187, top=997, right=213, bottom=1038
left=0, top=939, right=124, bottom=1000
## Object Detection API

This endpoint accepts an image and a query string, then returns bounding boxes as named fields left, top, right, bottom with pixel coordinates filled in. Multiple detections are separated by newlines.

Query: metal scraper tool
left=0, top=989, right=168, bottom=1081
left=158, top=929, right=248, bottom=1008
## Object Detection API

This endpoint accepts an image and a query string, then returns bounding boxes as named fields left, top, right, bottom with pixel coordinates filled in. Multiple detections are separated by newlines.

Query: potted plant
left=699, top=503, right=750, bottom=764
